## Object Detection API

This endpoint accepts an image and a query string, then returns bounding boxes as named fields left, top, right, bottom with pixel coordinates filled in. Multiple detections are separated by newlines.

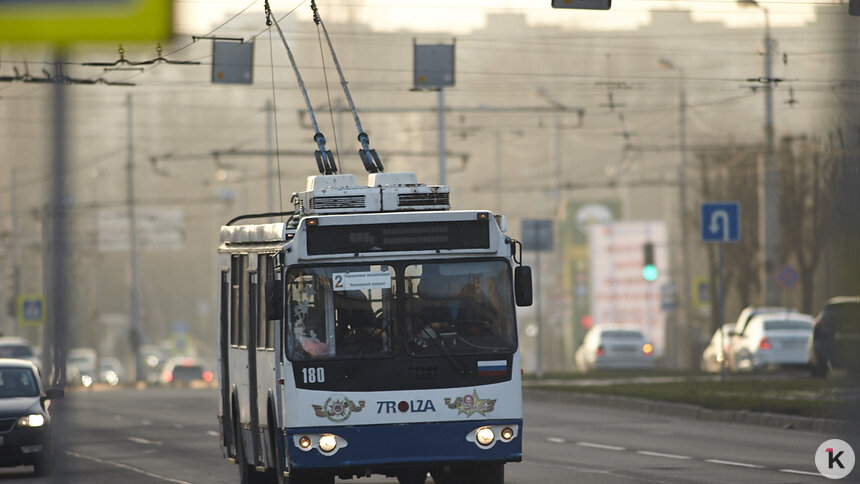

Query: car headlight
left=475, top=427, right=495, bottom=446
left=318, top=434, right=337, bottom=453
left=17, top=414, right=45, bottom=427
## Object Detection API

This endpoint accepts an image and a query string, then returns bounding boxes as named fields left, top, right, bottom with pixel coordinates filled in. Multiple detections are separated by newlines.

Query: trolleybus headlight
left=475, top=427, right=495, bottom=446
left=500, top=427, right=514, bottom=441
left=318, top=434, right=338, bottom=453
left=298, top=436, right=312, bottom=449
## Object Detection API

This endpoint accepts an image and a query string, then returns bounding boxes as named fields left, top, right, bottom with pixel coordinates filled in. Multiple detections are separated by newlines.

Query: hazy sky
left=174, top=0, right=820, bottom=35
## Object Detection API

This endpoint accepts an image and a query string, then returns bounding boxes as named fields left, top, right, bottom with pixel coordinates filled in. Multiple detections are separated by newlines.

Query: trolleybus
left=217, top=171, right=532, bottom=484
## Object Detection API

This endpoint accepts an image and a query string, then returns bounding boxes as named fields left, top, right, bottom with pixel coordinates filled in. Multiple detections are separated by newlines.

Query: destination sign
left=306, top=220, right=490, bottom=255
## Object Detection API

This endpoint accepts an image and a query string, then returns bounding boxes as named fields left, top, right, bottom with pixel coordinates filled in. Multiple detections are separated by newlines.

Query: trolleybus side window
left=406, top=261, right=515, bottom=355
left=285, top=265, right=397, bottom=361
left=230, top=254, right=249, bottom=347
left=260, top=255, right=280, bottom=350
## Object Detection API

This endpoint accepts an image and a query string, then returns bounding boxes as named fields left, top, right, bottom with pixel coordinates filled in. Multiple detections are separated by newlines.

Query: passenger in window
left=291, top=301, right=330, bottom=358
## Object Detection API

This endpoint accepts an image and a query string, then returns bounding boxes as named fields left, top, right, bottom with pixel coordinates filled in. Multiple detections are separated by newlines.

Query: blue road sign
left=777, top=265, right=799, bottom=289
left=17, top=294, right=45, bottom=326
left=701, top=202, right=740, bottom=243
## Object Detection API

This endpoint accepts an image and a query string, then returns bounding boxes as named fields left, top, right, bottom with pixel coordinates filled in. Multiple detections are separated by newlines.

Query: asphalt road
left=0, top=386, right=848, bottom=483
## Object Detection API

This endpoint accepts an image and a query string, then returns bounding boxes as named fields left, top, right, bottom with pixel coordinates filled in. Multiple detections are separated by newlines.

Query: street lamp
left=737, top=0, right=780, bottom=306
left=658, top=57, right=693, bottom=368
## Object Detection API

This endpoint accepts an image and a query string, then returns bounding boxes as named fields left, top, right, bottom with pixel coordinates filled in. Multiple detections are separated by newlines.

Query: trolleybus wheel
left=397, top=469, right=429, bottom=484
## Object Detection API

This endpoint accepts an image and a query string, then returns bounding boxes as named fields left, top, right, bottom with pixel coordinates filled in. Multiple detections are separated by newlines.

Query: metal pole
left=438, top=89, right=446, bottom=185
left=535, top=226, right=543, bottom=379
left=10, top=168, right=20, bottom=336
left=493, top=130, right=501, bottom=212
left=760, top=8, right=780, bottom=306
left=49, top=58, right=69, bottom=389
left=126, top=93, right=143, bottom=382
left=718, top=242, right=726, bottom=382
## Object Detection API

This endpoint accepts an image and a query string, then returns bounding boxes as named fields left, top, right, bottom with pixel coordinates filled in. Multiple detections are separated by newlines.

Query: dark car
left=160, top=357, right=213, bottom=387
left=0, top=359, right=63, bottom=475
left=809, top=296, right=860, bottom=378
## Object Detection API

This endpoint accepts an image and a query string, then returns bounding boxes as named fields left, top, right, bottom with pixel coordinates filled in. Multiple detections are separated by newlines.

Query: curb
left=523, top=388, right=860, bottom=436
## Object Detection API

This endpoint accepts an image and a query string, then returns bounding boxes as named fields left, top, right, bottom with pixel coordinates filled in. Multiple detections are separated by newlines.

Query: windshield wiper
left=417, top=320, right=468, bottom=375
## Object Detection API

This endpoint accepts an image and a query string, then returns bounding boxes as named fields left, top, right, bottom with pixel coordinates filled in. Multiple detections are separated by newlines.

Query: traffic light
left=642, top=242, right=658, bottom=282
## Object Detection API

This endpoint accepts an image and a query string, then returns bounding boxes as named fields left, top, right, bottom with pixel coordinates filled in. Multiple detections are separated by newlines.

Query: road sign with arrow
left=700, top=202, right=740, bottom=243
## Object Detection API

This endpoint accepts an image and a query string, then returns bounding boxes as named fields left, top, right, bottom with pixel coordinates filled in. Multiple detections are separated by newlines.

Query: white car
left=575, top=325, right=656, bottom=372
left=732, top=312, right=814, bottom=371
left=0, top=336, right=42, bottom=371
left=701, top=324, right=734, bottom=373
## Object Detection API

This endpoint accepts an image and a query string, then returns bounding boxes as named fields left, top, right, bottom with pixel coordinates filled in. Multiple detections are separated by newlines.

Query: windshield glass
left=285, top=264, right=396, bottom=361
left=764, top=320, right=812, bottom=331
left=0, top=368, right=39, bottom=398
left=405, top=261, right=515, bottom=356
left=0, top=345, right=33, bottom=359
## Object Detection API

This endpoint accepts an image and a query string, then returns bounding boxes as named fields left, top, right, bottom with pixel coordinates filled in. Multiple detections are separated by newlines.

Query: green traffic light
left=642, top=264, right=658, bottom=282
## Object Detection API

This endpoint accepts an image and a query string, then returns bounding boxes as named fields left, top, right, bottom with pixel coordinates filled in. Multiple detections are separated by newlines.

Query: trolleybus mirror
left=514, top=266, right=533, bottom=307
left=265, top=280, right=284, bottom=320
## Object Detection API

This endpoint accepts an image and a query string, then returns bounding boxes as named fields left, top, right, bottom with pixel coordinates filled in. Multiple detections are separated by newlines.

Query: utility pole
left=9, top=168, right=20, bottom=337
left=759, top=8, right=780, bottom=306
left=738, top=0, right=780, bottom=306
left=438, top=89, right=446, bottom=185
left=126, top=93, right=143, bottom=382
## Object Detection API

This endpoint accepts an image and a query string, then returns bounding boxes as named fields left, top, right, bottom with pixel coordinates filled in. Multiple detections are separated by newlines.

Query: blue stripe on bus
left=286, top=419, right=523, bottom=470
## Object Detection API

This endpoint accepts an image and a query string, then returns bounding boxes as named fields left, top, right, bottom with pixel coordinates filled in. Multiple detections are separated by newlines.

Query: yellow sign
left=17, top=294, right=46, bottom=326
left=0, top=0, right=171, bottom=44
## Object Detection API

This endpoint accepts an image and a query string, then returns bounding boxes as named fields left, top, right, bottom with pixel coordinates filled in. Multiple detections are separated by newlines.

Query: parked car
left=575, top=326, right=656, bottom=372
left=732, top=312, right=813, bottom=371
left=701, top=324, right=734, bottom=373
left=809, top=296, right=860, bottom=378
left=0, top=337, right=41, bottom=372
left=0, top=358, right=63, bottom=475
left=727, top=306, right=796, bottom=370
left=160, top=357, right=213, bottom=387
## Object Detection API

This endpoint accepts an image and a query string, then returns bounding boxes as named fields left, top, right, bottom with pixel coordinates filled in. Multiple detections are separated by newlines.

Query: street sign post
left=521, top=219, right=554, bottom=379
left=701, top=202, right=740, bottom=382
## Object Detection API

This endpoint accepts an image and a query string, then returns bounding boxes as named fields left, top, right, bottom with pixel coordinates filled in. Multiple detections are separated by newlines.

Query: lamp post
left=658, top=57, right=692, bottom=369
left=738, top=0, right=780, bottom=306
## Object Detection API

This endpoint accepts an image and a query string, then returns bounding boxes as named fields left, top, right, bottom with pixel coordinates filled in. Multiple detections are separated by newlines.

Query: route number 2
left=302, top=367, right=325, bottom=384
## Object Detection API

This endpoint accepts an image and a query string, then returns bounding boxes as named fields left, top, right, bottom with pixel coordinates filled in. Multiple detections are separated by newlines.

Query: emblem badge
left=444, top=390, right=496, bottom=417
left=312, top=395, right=366, bottom=422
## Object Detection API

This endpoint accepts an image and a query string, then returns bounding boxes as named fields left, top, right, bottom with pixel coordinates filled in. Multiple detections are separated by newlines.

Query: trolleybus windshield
left=284, top=260, right=515, bottom=362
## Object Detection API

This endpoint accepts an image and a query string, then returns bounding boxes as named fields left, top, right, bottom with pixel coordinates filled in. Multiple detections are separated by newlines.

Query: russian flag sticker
left=477, top=360, right=507, bottom=376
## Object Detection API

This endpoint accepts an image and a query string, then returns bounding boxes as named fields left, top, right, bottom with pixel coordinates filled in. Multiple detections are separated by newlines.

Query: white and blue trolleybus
left=217, top=172, right=532, bottom=484
left=218, top=3, right=532, bottom=482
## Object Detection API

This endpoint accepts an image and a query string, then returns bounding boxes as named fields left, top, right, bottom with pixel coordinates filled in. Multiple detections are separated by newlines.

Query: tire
left=398, top=469, right=429, bottom=484
left=236, top=419, right=269, bottom=484
left=33, top=456, right=53, bottom=477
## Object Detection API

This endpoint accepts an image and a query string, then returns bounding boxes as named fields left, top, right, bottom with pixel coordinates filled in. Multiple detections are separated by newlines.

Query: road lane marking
left=705, top=459, right=765, bottom=469
left=636, top=450, right=692, bottom=460
left=577, top=441, right=626, bottom=451
left=129, top=436, right=162, bottom=445
left=64, top=450, right=192, bottom=484
left=547, top=437, right=566, bottom=444
left=207, top=431, right=220, bottom=437
left=781, top=469, right=822, bottom=477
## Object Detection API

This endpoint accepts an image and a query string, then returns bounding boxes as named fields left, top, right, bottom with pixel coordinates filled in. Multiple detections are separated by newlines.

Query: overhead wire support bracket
left=82, top=44, right=201, bottom=70
left=192, top=36, right=246, bottom=43
left=311, top=0, right=383, bottom=174
left=266, top=0, right=336, bottom=175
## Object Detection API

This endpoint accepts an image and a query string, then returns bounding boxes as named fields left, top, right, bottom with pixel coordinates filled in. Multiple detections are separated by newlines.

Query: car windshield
left=405, top=261, right=516, bottom=356
left=764, top=320, right=812, bottom=331
left=0, top=345, right=33, bottom=359
left=285, top=264, right=396, bottom=361
left=0, top=368, right=39, bottom=398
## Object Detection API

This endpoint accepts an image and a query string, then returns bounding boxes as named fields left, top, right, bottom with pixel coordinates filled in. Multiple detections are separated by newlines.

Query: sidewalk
left=523, top=385, right=860, bottom=436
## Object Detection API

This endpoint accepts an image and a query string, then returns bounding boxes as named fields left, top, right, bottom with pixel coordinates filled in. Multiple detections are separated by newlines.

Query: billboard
left=587, top=221, right=669, bottom=353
